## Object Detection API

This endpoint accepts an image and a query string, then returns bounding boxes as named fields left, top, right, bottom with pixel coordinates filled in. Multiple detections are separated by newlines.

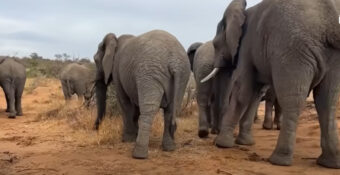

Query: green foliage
left=17, top=53, right=94, bottom=78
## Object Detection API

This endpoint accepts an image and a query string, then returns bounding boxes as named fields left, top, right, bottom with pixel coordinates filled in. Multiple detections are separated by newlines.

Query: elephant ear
left=187, top=42, right=203, bottom=70
left=102, top=33, right=118, bottom=84
left=225, top=0, right=246, bottom=63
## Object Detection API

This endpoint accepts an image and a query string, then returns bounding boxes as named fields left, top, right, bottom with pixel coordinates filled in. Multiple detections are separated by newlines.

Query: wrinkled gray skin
left=0, top=58, right=26, bottom=118
left=59, top=63, right=95, bottom=104
left=187, top=41, right=231, bottom=138
left=94, top=30, right=190, bottom=159
left=205, top=0, right=340, bottom=168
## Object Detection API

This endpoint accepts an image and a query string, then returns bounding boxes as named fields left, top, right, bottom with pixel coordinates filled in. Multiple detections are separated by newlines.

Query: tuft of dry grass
left=25, top=77, right=49, bottom=94
left=35, top=77, right=199, bottom=147
left=36, top=99, right=123, bottom=146
left=37, top=99, right=198, bottom=147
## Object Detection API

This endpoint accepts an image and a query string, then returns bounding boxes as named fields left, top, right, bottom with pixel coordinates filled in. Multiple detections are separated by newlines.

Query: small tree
left=62, top=53, right=71, bottom=61
left=54, top=54, right=63, bottom=61
left=30, top=52, right=42, bottom=59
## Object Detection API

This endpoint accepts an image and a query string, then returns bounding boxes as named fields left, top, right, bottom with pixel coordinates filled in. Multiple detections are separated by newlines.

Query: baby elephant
left=59, top=63, right=95, bottom=103
left=0, top=58, right=26, bottom=118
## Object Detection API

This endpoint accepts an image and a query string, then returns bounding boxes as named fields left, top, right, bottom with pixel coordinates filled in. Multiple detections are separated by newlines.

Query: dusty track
left=0, top=78, right=339, bottom=175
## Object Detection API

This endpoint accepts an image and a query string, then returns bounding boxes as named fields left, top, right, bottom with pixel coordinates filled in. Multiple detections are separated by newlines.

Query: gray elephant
left=202, top=0, right=340, bottom=168
left=189, top=41, right=281, bottom=136
left=59, top=63, right=95, bottom=103
left=0, top=57, right=26, bottom=118
left=93, top=30, right=190, bottom=159
left=187, top=41, right=231, bottom=138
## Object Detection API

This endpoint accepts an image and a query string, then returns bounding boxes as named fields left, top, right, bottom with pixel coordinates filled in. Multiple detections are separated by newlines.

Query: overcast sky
left=0, top=0, right=260, bottom=59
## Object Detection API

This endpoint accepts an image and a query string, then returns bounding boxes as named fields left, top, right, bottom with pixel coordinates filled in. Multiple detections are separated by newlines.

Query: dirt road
left=0, top=78, right=339, bottom=175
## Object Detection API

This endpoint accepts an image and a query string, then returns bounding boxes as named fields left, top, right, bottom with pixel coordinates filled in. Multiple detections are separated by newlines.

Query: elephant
left=0, top=57, right=26, bottom=118
left=93, top=30, right=190, bottom=159
left=202, top=0, right=340, bottom=168
left=187, top=41, right=232, bottom=138
left=59, top=63, right=95, bottom=104
left=188, top=41, right=281, bottom=137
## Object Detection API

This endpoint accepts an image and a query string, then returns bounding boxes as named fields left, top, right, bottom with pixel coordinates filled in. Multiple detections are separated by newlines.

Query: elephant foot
left=132, top=144, right=148, bottom=159
left=8, top=112, right=16, bottom=119
left=210, top=128, right=219, bottom=135
left=317, top=153, right=340, bottom=169
left=236, top=133, right=255, bottom=146
left=276, top=124, right=281, bottom=130
left=269, top=151, right=293, bottom=166
left=16, top=112, right=23, bottom=116
left=6, top=109, right=10, bottom=112
left=262, top=122, right=273, bottom=130
left=162, top=140, right=176, bottom=152
left=215, top=133, right=234, bottom=148
left=198, top=125, right=209, bottom=138
left=198, top=129, right=209, bottom=138
left=122, top=133, right=137, bottom=142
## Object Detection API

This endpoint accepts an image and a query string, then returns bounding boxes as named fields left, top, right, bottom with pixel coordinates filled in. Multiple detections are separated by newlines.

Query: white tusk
left=200, top=68, right=220, bottom=83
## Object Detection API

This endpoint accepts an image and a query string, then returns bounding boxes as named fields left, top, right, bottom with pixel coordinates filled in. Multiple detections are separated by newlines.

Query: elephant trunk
left=94, top=77, right=107, bottom=130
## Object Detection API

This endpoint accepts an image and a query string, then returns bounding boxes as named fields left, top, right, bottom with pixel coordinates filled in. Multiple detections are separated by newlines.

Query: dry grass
left=36, top=97, right=198, bottom=147
left=32, top=77, right=199, bottom=147
left=25, top=77, right=50, bottom=94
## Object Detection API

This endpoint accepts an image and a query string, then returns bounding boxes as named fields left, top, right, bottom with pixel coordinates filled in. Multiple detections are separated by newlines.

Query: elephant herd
left=3, top=0, right=340, bottom=169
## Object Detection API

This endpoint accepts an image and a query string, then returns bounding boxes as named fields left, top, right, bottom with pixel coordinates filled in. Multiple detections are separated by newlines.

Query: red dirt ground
left=0, top=78, right=339, bottom=175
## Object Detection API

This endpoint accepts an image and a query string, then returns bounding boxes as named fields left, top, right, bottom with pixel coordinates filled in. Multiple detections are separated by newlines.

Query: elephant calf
left=94, top=30, right=190, bottom=159
left=59, top=63, right=95, bottom=103
left=0, top=58, right=26, bottom=118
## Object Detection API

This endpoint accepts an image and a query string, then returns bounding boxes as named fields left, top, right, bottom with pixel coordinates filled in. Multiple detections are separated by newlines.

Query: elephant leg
left=269, top=64, right=313, bottom=166
left=133, top=83, right=163, bottom=159
left=313, top=69, right=340, bottom=169
left=4, top=90, right=10, bottom=112
left=215, top=70, right=259, bottom=148
left=196, top=81, right=213, bottom=138
left=274, top=100, right=282, bottom=130
left=211, top=101, right=220, bottom=135
left=116, top=84, right=139, bottom=142
left=61, top=82, right=71, bottom=100
left=263, top=99, right=274, bottom=130
left=162, top=105, right=176, bottom=151
left=253, top=110, right=260, bottom=123
left=15, top=81, right=24, bottom=116
left=236, top=92, right=262, bottom=145
left=75, top=85, right=85, bottom=103
left=3, top=82, right=16, bottom=118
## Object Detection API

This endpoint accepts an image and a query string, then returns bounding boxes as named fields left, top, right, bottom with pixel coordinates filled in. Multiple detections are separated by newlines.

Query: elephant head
left=94, top=33, right=118, bottom=84
left=187, top=42, right=203, bottom=71
left=93, top=33, right=135, bottom=129
left=201, top=0, right=246, bottom=83
left=93, top=33, right=118, bottom=129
